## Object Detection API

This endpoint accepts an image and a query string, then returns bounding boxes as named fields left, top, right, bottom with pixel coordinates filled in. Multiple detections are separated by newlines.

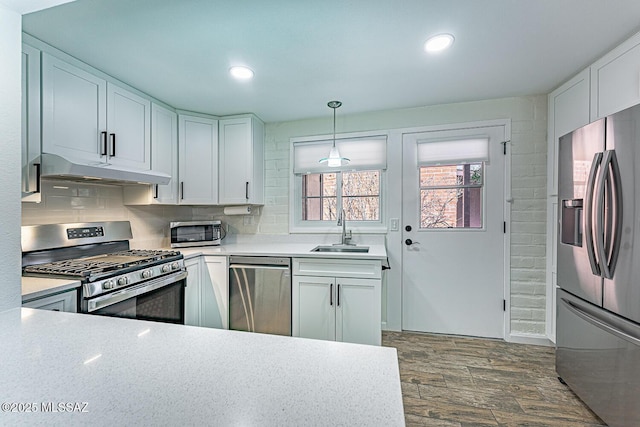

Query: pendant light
left=319, top=100, right=350, bottom=167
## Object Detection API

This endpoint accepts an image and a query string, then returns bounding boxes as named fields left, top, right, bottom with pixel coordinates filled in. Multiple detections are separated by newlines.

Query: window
left=302, top=172, right=337, bottom=221
left=420, top=163, right=483, bottom=228
left=291, top=134, right=387, bottom=231
left=302, top=171, right=380, bottom=221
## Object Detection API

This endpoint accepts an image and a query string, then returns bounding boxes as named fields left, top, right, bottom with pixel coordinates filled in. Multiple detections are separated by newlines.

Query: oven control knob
left=117, top=277, right=129, bottom=286
left=141, top=269, right=153, bottom=279
left=171, top=262, right=180, bottom=270
left=102, top=280, right=115, bottom=290
left=162, top=264, right=171, bottom=273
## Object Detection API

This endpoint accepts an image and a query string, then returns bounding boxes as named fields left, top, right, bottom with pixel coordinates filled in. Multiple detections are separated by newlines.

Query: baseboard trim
left=507, top=332, right=554, bottom=347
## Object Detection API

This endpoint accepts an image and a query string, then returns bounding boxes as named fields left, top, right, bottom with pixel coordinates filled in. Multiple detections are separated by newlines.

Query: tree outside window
left=420, top=163, right=483, bottom=228
left=302, top=170, right=380, bottom=221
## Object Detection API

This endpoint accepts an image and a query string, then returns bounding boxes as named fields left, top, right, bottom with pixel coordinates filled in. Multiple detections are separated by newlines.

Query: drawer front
left=23, top=290, right=78, bottom=313
left=293, top=258, right=381, bottom=279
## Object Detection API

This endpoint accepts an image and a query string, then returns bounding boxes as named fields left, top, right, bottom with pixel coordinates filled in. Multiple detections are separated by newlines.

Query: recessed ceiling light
left=424, top=34, right=455, bottom=53
left=229, top=66, right=254, bottom=80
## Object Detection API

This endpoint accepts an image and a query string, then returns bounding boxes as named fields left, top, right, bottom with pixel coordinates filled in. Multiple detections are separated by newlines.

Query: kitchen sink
left=310, top=245, right=370, bottom=253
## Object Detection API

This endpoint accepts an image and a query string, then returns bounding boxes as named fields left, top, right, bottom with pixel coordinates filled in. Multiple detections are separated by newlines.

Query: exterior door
left=401, top=123, right=507, bottom=338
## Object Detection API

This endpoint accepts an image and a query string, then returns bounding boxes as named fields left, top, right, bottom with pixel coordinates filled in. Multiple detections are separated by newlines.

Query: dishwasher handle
left=229, top=264, right=290, bottom=271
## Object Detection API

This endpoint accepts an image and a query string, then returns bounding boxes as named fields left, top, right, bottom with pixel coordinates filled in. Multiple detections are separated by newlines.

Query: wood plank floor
left=382, top=331, right=606, bottom=427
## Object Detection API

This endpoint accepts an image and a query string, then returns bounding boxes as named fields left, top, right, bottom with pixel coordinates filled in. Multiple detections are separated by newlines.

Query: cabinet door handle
left=245, top=181, right=249, bottom=200
left=109, top=133, right=116, bottom=157
left=337, top=284, right=340, bottom=307
left=180, top=182, right=184, bottom=200
left=154, top=184, right=159, bottom=199
left=34, top=163, right=41, bottom=194
left=330, top=283, right=333, bottom=306
left=100, top=131, right=108, bottom=155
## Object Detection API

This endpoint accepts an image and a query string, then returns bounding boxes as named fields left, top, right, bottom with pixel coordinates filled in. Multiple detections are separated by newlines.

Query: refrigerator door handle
left=561, top=297, right=640, bottom=346
left=584, top=152, right=602, bottom=276
left=601, top=150, right=623, bottom=279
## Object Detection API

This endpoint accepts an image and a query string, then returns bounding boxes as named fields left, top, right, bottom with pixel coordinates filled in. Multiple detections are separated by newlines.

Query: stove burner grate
left=23, top=249, right=181, bottom=278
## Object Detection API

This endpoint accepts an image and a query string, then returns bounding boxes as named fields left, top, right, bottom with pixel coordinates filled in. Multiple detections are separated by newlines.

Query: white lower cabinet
left=292, top=258, right=382, bottom=346
left=184, top=257, right=202, bottom=326
left=23, top=290, right=77, bottom=313
left=202, top=256, right=228, bottom=329
left=295, top=276, right=335, bottom=341
left=184, top=255, right=228, bottom=329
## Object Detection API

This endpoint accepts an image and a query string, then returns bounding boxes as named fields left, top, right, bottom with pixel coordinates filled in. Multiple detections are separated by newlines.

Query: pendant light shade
left=319, top=100, right=350, bottom=167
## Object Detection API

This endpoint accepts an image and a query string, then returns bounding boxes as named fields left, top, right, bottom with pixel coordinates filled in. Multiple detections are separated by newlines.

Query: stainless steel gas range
left=21, top=221, right=187, bottom=324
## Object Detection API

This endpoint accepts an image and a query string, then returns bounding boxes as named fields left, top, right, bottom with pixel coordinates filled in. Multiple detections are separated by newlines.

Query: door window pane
left=419, top=163, right=483, bottom=229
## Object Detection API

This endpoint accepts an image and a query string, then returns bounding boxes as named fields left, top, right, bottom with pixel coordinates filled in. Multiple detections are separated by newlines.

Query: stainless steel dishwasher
left=229, top=256, right=291, bottom=336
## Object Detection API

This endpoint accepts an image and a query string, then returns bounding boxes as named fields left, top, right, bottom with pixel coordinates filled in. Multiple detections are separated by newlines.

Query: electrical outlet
left=243, top=215, right=253, bottom=226
left=389, top=218, right=399, bottom=231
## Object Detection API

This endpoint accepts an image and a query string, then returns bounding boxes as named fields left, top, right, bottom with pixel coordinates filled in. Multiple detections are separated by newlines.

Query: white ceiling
left=22, top=0, right=640, bottom=123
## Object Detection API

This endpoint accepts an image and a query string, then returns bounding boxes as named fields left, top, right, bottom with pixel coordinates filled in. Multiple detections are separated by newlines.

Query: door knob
left=405, top=238, right=421, bottom=246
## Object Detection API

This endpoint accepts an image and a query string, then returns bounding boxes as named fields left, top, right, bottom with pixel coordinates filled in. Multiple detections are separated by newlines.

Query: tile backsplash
left=21, top=180, right=263, bottom=248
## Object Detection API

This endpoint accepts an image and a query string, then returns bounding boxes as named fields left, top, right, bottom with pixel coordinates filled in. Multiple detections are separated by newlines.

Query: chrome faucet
left=337, top=209, right=353, bottom=246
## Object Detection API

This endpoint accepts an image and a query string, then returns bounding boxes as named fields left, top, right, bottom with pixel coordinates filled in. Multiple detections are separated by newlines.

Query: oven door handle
left=86, top=270, right=187, bottom=312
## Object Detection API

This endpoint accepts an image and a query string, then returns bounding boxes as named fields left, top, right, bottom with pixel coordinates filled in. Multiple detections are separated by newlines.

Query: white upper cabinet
left=218, top=115, right=265, bottom=205
left=106, top=83, right=151, bottom=170
left=591, top=31, right=640, bottom=121
left=547, top=68, right=590, bottom=196
left=42, top=53, right=106, bottom=163
left=41, top=52, right=150, bottom=170
left=178, top=114, right=219, bottom=205
left=123, top=103, right=178, bottom=205
left=22, top=43, right=42, bottom=203
left=151, top=104, right=178, bottom=203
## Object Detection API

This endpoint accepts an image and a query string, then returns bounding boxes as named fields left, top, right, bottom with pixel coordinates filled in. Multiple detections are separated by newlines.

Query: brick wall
left=509, top=97, right=548, bottom=335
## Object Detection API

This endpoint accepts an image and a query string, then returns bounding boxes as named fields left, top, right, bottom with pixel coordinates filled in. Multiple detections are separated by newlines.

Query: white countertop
left=21, top=277, right=81, bottom=302
left=20, top=241, right=387, bottom=301
left=171, top=242, right=388, bottom=262
left=0, top=308, right=404, bottom=426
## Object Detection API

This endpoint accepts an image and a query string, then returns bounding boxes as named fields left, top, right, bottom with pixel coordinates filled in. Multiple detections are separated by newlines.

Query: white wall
left=0, top=3, right=22, bottom=312
left=19, top=95, right=548, bottom=337
left=261, top=96, right=548, bottom=336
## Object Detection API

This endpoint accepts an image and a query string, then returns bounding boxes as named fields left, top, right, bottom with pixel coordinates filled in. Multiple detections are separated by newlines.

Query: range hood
left=40, top=153, right=171, bottom=185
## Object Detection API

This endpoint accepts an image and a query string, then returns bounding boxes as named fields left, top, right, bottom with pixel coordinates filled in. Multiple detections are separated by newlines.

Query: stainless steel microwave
left=170, top=220, right=222, bottom=248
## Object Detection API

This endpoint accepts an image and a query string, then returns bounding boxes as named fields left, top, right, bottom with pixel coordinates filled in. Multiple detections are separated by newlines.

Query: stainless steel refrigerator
left=557, top=104, right=640, bottom=427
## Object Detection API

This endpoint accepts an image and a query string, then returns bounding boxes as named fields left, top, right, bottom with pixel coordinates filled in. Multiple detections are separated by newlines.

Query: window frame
left=290, top=131, right=389, bottom=234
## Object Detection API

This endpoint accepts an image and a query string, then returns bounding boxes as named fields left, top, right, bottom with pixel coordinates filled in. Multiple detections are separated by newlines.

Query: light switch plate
left=389, top=218, right=399, bottom=231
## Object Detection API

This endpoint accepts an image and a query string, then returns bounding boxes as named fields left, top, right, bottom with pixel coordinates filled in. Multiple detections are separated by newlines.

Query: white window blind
left=417, top=137, right=489, bottom=166
left=293, top=136, right=387, bottom=174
